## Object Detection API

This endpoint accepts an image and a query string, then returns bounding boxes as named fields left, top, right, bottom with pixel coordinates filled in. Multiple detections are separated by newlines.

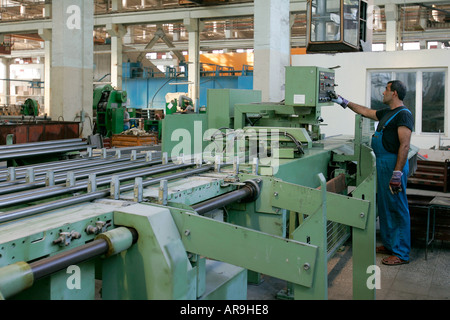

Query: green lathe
left=0, top=67, right=386, bottom=300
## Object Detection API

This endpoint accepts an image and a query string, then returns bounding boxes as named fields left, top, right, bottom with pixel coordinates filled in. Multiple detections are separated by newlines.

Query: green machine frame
left=0, top=66, right=378, bottom=300
left=0, top=136, right=375, bottom=300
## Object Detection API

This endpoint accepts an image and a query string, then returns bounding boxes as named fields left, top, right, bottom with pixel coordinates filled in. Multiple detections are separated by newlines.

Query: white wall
left=292, top=49, right=450, bottom=149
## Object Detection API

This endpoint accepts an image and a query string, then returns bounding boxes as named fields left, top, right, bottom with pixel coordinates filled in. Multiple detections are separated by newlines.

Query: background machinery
left=0, top=67, right=385, bottom=300
left=93, top=85, right=164, bottom=144
left=20, top=98, right=40, bottom=117
left=93, top=84, right=129, bottom=137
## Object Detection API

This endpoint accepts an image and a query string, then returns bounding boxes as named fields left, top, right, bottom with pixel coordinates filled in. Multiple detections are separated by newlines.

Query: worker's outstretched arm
left=328, top=91, right=378, bottom=121
left=346, top=101, right=378, bottom=121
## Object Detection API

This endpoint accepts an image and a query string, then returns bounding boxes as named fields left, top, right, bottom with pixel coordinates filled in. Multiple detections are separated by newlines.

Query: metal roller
left=30, top=227, right=138, bottom=280
left=192, top=179, right=261, bottom=215
left=0, top=227, right=138, bottom=299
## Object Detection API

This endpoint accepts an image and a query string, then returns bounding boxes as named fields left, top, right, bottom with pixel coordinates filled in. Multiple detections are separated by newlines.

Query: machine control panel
left=285, top=66, right=336, bottom=107
left=318, top=71, right=336, bottom=103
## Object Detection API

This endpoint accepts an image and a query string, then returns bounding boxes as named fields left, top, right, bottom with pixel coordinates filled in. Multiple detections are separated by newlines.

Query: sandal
left=376, top=246, right=391, bottom=254
left=382, top=255, right=409, bottom=266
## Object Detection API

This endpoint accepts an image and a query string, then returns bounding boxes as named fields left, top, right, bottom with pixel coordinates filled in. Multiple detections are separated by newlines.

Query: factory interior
left=0, top=0, right=449, bottom=304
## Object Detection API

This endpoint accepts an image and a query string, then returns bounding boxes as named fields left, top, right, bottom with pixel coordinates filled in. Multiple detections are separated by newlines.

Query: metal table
left=426, top=196, right=450, bottom=259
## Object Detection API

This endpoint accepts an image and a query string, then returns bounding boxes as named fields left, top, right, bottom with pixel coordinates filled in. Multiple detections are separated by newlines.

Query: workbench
left=426, top=196, right=450, bottom=259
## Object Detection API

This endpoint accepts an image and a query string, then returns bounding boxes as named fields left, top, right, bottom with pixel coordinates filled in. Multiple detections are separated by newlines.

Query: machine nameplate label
left=293, top=94, right=305, bottom=105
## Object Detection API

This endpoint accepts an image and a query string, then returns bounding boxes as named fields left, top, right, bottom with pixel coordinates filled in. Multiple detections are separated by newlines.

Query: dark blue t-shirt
left=375, top=107, right=414, bottom=154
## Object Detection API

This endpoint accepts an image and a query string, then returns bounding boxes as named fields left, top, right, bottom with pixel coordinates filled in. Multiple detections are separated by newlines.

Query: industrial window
left=369, top=69, right=447, bottom=134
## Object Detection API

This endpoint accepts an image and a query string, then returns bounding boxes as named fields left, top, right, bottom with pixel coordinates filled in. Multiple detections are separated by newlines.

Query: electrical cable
left=150, top=72, right=186, bottom=108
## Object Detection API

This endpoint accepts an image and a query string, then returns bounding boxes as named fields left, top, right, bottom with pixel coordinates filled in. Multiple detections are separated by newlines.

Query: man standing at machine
left=123, top=107, right=130, bottom=131
left=329, top=80, right=414, bottom=266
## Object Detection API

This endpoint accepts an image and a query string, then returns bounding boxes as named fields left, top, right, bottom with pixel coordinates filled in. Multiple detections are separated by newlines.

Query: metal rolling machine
left=93, top=84, right=128, bottom=137
left=0, top=67, right=378, bottom=300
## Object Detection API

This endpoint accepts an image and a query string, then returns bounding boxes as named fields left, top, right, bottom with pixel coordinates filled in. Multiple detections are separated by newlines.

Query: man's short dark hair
left=388, top=80, right=407, bottom=101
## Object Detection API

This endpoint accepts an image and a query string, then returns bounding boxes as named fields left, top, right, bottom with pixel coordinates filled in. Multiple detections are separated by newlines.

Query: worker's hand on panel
left=327, top=91, right=348, bottom=109
left=389, top=170, right=403, bottom=195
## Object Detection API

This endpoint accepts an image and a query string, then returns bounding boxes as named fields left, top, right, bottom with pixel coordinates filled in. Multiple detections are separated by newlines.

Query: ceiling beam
left=5, top=24, right=450, bottom=59
left=414, top=2, right=450, bottom=16
left=0, top=0, right=306, bottom=34
left=0, top=20, right=51, bottom=34
left=373, top=0, right=450, bottom=5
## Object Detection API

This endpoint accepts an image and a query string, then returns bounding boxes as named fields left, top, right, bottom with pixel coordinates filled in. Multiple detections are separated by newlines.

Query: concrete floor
left=247, top=238, right=450, bottom=300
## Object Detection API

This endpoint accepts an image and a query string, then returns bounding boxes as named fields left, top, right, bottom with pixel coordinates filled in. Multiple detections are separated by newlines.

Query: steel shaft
left=30, top=239, right=109, bottom=281
left=192, top=179, right=261, bottom=215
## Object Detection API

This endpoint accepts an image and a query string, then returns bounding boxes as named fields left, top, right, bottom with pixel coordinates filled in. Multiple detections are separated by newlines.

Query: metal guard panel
left=169, top=209, right=318, bottom=288
left=270, top=180, right=369, bottom=230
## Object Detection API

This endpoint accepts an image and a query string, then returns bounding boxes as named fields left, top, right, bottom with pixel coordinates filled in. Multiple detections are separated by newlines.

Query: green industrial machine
left=93, top=85, right=128, bottom=137
left=0, top=66, right=389, bottom=301
left=21, top=98, right=40, bottom=116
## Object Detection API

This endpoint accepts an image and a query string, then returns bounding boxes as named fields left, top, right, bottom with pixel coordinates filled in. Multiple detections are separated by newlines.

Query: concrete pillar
left=1, top=58, right=11, bottom=106
left=107, top=23, right=127, bottom=90
left=385, top=4, right=398, bottom=51
left=253, top=0, right=290, bottom=102
left=51, top=0, right=94, bottom=137
left=38, top=28, right=51, bottom=116
left=184, top=18, right=202, bottom=111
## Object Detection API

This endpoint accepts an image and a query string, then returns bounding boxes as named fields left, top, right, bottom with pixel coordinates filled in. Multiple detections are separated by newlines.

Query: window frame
left=367, top=68, right=448, bottom=135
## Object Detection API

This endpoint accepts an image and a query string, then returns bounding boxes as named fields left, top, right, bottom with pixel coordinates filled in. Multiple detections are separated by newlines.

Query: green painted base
left=200, top=260, right=247, bottom=300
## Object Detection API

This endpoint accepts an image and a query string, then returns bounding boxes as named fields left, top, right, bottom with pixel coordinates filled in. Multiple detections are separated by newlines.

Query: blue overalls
left=371, top=108, right=411, bottom=261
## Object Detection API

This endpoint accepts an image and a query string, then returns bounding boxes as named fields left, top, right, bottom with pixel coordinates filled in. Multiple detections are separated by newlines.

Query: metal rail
left=0, top=141, right=88, bottom=154
left=0, top=165, right=214, bottom=224
left=0, top=161, right=196, bottom=209
left=0, top=157, right=162, bottom=194
left=0, top=139, right=83, bottom=151
left=0, top=152, right=155, bottom=183
left=0, top=144, right=93, bottom=161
